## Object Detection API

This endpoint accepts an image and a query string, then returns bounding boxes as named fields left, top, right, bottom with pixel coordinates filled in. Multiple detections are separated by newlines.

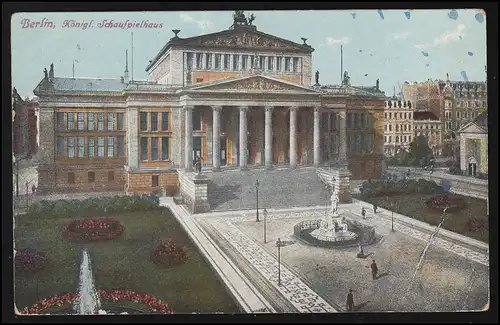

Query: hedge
left=26, top=195, right=161, bottom=219
left=360, top=178, right=444, bottom=198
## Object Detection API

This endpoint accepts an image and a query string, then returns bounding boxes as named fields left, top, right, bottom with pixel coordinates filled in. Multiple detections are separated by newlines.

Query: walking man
left=373, top=204, right=378, bottom=214
left=361, top=207, right=366, bottom=219
left=31, top=184, right=36, bottom=195
left=371, top=259, right=378, bottom=280
left=346, top=289, right=354, bottom=311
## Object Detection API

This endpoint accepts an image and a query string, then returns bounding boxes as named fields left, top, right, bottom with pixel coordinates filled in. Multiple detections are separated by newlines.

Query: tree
left=408, top=135, right=433, bottom=166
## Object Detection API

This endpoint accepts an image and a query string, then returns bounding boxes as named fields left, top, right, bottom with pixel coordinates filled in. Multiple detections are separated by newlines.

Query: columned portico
left=239, top=106, right=248, bottom=169
left=289, top=106, right=298, bottom=168
left=264, top=106, right=273, bottom=168
left=185, top=105, right=193, bottom=171
left=212, top=106, right=222, bottom=170
left=313, top=107, right=321, bottom=166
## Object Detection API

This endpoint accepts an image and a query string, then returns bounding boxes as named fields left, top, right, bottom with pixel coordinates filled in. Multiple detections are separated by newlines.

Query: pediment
left=179, top=29, right=312, bottom=53
left=190, top=75, right=318, bottom=92
left=458, top=122, right=487, bottom=134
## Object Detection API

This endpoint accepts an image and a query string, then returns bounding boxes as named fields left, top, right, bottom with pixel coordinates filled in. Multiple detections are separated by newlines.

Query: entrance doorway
left=468, top=156, right=477, bottom=176
left=193, top=136, right=202, bottom=162
left=220, top=135, right=227, bottom=166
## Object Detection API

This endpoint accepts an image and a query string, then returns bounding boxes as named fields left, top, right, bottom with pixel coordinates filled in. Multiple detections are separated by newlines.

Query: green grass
left=14, top=208, right=240, bottom=314
left=354, top=193, right=489, bottom=243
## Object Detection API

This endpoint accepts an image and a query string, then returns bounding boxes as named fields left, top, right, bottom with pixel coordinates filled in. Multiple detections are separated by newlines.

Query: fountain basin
left=294, top=219, right=377, bottom=248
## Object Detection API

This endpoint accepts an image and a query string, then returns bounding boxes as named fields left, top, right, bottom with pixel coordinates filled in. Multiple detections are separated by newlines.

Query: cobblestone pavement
left=197, top=206, right=489, bottom=312
left=211, top=218, right=338, bottom=313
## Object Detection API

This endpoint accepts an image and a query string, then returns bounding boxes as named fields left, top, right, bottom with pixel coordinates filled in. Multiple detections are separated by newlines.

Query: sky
left=11, top=9, right=487, bottom=98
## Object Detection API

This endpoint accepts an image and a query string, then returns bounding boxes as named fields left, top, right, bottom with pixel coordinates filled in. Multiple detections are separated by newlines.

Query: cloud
left=415, top=24, right=465, bottom=50
left=179, top=13, right=214, bottom=31
left=324, top=36, right=351, bottom=46
left=391, top=32, right=410, bottom=40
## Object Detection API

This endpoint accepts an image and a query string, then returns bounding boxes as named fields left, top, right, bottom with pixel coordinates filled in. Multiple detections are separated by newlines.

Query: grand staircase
left=207, top=167, right=329, bottom=211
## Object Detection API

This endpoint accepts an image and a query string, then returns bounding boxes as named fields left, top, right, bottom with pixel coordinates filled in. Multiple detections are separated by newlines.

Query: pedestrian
left=346, top=289, right=354, bottom=311
left=371, top=259, right=378, bottom=280
left=357, top=244, right=364, bottom=258
left=361, top=207, right=366, bottom=219
left=31, top=184, right=36, bottom=195
left=373, top=204, right=377, bottom=214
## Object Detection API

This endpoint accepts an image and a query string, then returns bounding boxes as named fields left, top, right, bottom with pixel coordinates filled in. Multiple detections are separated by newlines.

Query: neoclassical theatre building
left=34, top=12, right=386, bottom=195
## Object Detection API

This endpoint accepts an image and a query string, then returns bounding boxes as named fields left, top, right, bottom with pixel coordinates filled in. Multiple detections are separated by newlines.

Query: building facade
left=458, top=112, right=488, bottom=177
left=12, top=88, right=39, bottom=159
left=383, top=98, right=414, bottom=156
left=34, top=12, right=386, bottom=195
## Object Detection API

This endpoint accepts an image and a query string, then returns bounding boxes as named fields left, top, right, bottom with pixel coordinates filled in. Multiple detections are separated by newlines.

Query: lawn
left=14, top=207, right=240, bottom=314
left=353, top=193, right=489, bottom=243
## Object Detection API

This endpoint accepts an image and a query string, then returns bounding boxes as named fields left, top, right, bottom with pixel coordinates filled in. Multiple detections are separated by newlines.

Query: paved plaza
left=195, top=204, right=489, bottom=313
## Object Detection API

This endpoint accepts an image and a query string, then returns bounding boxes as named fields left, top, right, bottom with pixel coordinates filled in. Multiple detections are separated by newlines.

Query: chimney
left=124, top=50, right=129, bottom=83
left=49, top=63, right=54, bottom=80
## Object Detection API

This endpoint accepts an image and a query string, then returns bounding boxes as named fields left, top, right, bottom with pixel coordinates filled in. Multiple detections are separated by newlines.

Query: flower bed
left=151, top=239, right=188, bottom=267
left=425, top=195, right=466, bottom=213
left=20, top=289, right=174, bottom=315
left=64, top=218, right=124, bottom=242
left=468, top=218, right=487, bottom=232
left=15, top=249, right=47, bottom=273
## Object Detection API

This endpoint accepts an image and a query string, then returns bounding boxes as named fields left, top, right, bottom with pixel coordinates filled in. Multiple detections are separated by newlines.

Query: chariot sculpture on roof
left=231, top=10, right=257, bottom=29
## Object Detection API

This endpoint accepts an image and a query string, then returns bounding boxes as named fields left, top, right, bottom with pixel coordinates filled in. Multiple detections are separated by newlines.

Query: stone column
left=338, top=109, right=348, bottom=166
left=185, top=106, right=193, bottom=171
left=126, top=107, right=139, bottom=169
left=313, top=107, right=321, bottom=166
left=289, top=106, right=298, bottom=168
left=239, top=106, right=248, bottom=169
left=264, top=106, right=273, bottom=168
left=212, top=106, right=222, bottom=170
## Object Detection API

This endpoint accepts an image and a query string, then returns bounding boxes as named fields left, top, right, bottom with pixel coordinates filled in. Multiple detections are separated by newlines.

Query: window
left=140, top=112, right=148, bottom=131
left=108, top=171, right=114, bottom=181
left=151, top=112, right=158, bottom=131
left=330, top=114, right=337, bottom=130
left=77, top=113, right=85, bottom=130
left=192, top=110, right=201, bottom=131
left=389, top=136, right=391, bottom=142
left=384, top=125, right=387, bottom=131
left=224, top=54, right=230, bottom=70
left=87, top=112, right=95, bottom=130
left=360, top=113, right=365, bottom=129
left=206, top=53, right=212, bottom=69
left=152, top=175, right=159, bottom=187
left=161, top=112, right=169, bottom=131
left=404, top=125, right=407, bottom=131
left=141, top=137, right=148, bottom=160
left=162, top=137, right=169, bottom=160
left=117, top=113, right=124, bottom=130
left=88, top=136, right=95, bottom=158
left=259, top=56, right=265, bottom=69
left=346, top=113, right=352, bottom=128
left=292, top=57, right=299, bottom=72
left=249, top=55, right=255, bottom=69
left=396, top=125, right=399, bottom=132
left=67, top=137, right=75, bottom=158
left=277, top=57, right=282, bottom=71
left=384, top=136, right=387, bottom=143
left=404, top=136, right=407, bottom=142
left=366, top=135, right=373, bottom=153
left=215, top=54, right=221, bottom=69
left=366, top=113, right=372, bottom=129
left=233, top=54, right=239, bottom=70
left=57, top=112, right=65, bottom=129
left=117, top=136, right=124, bottom=156
left=330, top=134, right=337, bottom=154
left=151, top=137, right=158, bottom=160
left=284, top=57, right=291, bottom=71
left=67, top=112, right=74, bottom=130
left=400, top=113, right=402, bottom=119
left=88, top=172, right=95, bottom=183
left=389, top=125, right=392, bottom=131
left=107, top=136, right=114, bottom=157
left=77, top=137, right=84, bottom=158
left=241, top=55, right=247, bottom=70
left=457, top=112, right=460, bottom=118
left=353, top=134, right=360, bottom=152
left=267, top=56, right=273, bottom=71
left=97, top=112, right=104, bottom=130
left=389, top=113, right=392, bottom=119
left=396, top=136, right=399, bottom=143
left=107, top=113, right=114, bottom=130
left=68, top=172, right=75, bottom=184
left=57, top=136, right=64, bottom=156
left=404, top=113, right=407, bottom=119
left=353, top=113, right=359, bottom=128
left=97, top=136, right=105, bottom=157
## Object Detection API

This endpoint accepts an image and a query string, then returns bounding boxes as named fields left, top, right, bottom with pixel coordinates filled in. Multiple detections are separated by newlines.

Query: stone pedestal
left=178, top=171, right=210, bottom=214
left=333, top=168, right=352, bottom=203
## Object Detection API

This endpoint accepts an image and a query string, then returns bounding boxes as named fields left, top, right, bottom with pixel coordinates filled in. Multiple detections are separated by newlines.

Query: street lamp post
left=263, top=208, right=267, bottom=243
left=276, top=238, right=282, bottom=286
left=255, top=180, right=260, bottom=222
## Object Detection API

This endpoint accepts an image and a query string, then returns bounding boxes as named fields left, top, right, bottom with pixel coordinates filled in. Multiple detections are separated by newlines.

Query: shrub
left=360, top=178, right=443, bottom=198
left=64, top=218, right=124, bottom=242
left=448, top=164, right=462, bottom=176
left=151, top=239, right=188, bottom=267
left=26, top=196, right=160, bottom=219
left=425, top=195, right=466, bottom=213
left=15, top=249, right=47, bottom=273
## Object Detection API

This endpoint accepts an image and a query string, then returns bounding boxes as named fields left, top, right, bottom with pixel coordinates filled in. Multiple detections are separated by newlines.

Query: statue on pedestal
left=342, top=71, right=351, bottom=86
left=315, top=70, right=320, bottom=85
left=330, top=189, right=339, bottom=216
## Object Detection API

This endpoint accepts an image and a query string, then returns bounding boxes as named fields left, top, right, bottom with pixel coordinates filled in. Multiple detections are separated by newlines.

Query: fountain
left=309, top=188, right=357, bottom=242
left=73, top=249, right=101, bottom=315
